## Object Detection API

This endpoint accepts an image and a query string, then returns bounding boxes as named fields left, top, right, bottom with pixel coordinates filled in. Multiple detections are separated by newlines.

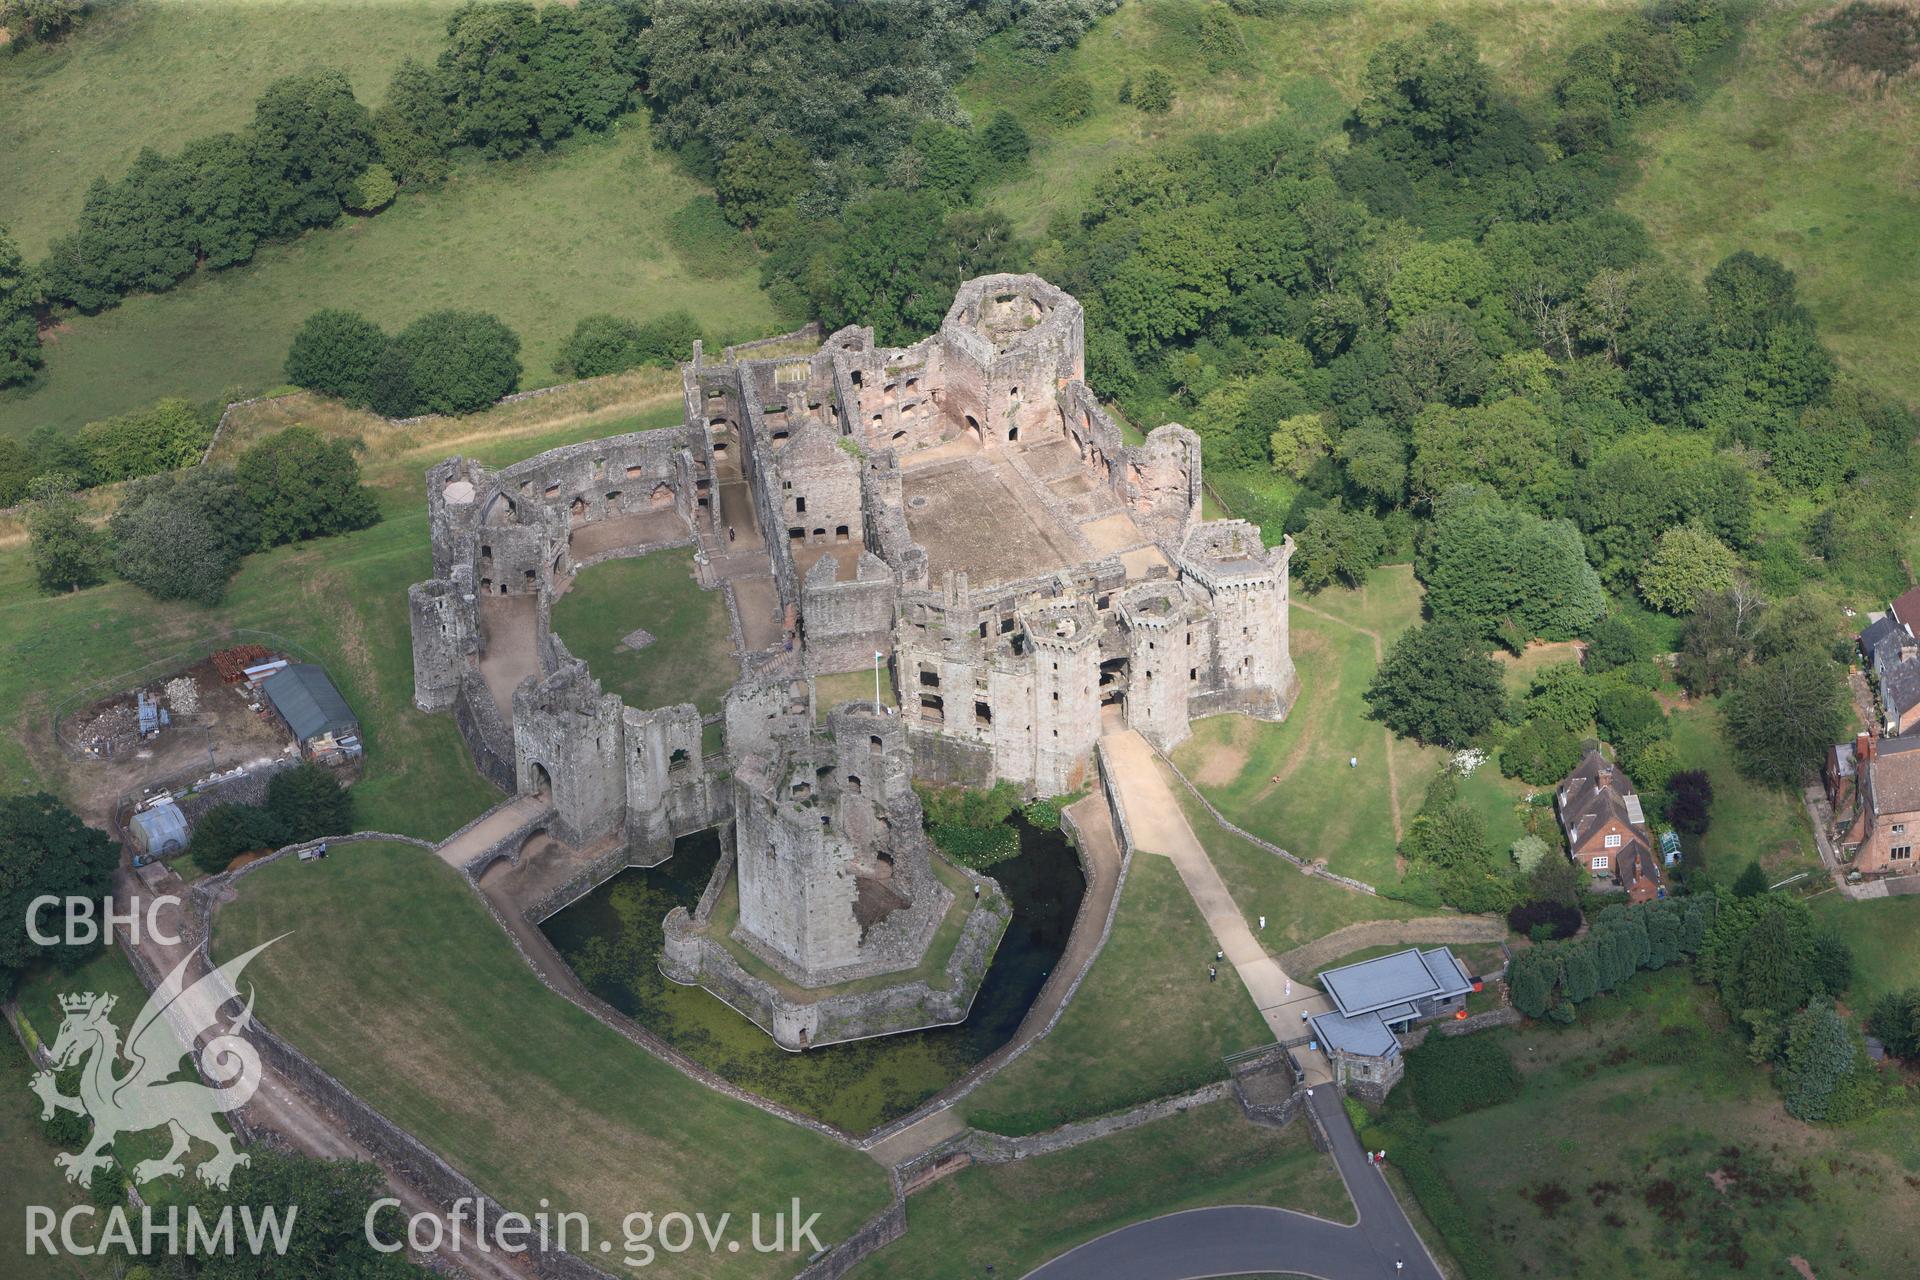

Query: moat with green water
left=541, top=816, right=1083, bottom=1134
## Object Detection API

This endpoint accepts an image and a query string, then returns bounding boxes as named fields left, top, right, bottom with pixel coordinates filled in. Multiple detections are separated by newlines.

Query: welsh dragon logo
left=29, top=939, right=282, bottom=1190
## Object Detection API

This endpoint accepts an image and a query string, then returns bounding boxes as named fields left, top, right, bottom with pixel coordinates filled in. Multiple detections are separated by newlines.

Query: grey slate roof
left=1860, top=614, right=1904, bottom=657
left=1320, top=947, right=1472, bottom=1018
left=1310, top=1009, right=1401, bottom=1059
left=1873, top=632, right=1920, bottom=721
left=262, top=664, right=358, bottom=743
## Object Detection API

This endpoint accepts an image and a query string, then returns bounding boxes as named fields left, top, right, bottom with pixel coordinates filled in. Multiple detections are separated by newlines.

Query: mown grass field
left=0, top=124, right=777, bottom=440
left=852, top=1100, right=1350, bottom=1279
left=551, top=549, right=737, bottom=715
left=1417, top=967, right=1920, bottom=1279
left=0, top=0, right=458, bottom=259
left=1168, top=780, right=1427, bottom=955
left=962, top=0, right=1641, bottom=238
left=960, top=854, right=1269, bottom=1135
left=1170, top=566, right=1535, bottom=889
left=1667, top=700, right=1821, bottom=888
left=1812, top=892, right=1920, bottom=1012
left=1621, top=0, right=1920, bottom=410
left=213, top=841, right=892, bottom=1280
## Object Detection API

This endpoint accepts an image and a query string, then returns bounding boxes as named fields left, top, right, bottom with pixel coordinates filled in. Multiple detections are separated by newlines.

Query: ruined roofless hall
left=407, top=273, right=1297, bottom=1045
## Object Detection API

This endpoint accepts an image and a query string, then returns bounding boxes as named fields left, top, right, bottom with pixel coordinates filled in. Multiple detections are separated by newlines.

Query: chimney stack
left=1858, top=731, right=1876, bottom=764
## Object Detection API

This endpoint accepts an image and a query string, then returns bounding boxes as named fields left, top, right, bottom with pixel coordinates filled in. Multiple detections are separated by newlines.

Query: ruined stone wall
left=800, top=552, right=897, bottom=676
left=512, top=661, right=626, bottom=847
left=623, top=702, right=725, bottom=863
left=770, top=420, right=864, bottom=548
left=408, top=572, right=474, bottom=712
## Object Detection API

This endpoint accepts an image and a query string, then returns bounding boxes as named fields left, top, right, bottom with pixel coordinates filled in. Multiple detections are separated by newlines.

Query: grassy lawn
left=550, top=549, right=736, bottom=715
left=0, top=0, right=457, bottom=259
left=1169, top=780, right=1426, bottom=956
left=1621, top=0, right=1920, bottom=409
left=960, top=854, right=1269, bottom=1136
left=963, top=0, right=1641, bottom=238
left=1811, top=894, right=1920, bottom=1012
left=1416, top=966, right=1920, bottom=1279
left=853, top=1100, right=1350, bottom=1279
left=1171, top=567, right=1449, bottom=887
left=1667, top=701, right=1819, bottom=887
left=813, top=668, right=897, bottom=720
left=0, top=125, right=776, bottom=440
left=212, top=840, right=891, bottom=1279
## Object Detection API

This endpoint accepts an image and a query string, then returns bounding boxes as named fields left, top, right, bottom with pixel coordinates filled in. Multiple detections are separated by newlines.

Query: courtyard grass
left=1409, top=966, right=1920, bottom=1279
left=0, top=126, right=776, bottom=440
left=212, top=840, right=891, bottom=1280
left=1811, top=893, right=1920, bottom=1012
left=852, top=1100, right=1350, bottom=1279
left=550, top=549, right=737, bottom=715
left=960, top=854, right=1270, bottom=1136
left=1621, top=0, right=1920, bottom=410
left=963, top=0, right=1642, bottom=238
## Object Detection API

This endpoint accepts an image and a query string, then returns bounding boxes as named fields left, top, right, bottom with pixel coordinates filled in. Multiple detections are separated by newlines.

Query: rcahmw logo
left=24, top=933, right=299, bottom=1257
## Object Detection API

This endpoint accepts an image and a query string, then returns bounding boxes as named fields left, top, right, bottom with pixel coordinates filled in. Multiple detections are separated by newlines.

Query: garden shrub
left=1406, top=1034, right=1521, bottom=1122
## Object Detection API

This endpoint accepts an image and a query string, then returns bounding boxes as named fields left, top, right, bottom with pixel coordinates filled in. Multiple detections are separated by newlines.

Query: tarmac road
left=1024, top=1090, right=1442, bottom=1280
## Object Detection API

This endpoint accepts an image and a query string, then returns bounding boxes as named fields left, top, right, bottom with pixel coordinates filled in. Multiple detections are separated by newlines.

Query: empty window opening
left=796, top=496, right=808, bottom=514
left=544, top=483, right=560, bottom=498
left=669, top=749, right=690, bottom=770
left=974, top=701, right=992, bottom=727
left=870, top=734, right=884, bottom=753
left=919, top=669, right=940, bottom=688
left=919, top=693, right=945, bottom=723
left=847, top=775, right=862, bottom=795
left=788, top=528, right=805, bottom=542
left=835, top=525, right=850, bottom=542
left=791, top=782, right=812, bottom=800
left=626, top=464, right=645, bottom=479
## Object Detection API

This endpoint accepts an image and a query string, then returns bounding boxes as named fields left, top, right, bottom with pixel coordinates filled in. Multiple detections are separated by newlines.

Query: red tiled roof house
left=1556, top=749, right=1662, bottom=902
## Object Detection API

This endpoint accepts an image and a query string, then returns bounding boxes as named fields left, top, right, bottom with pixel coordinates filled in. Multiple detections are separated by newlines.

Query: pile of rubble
left=76, top=702, right=139, bottom=756
left=164, top=676, right=200, bottom=717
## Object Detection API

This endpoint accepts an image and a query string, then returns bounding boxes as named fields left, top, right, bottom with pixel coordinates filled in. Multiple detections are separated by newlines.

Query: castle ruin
left=409, top=274, right=1295, bottom=1047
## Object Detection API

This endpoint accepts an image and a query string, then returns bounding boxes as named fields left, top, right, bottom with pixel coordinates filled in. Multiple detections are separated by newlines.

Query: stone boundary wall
left=964, top=1081, right=1233, bottom=1162
left=524, top=842, right=638, bottom=923
left=1398, top=1005, right=1522, bottom=1049
left=1156, top=748, right=1380, bottom=896
left=722, top=323, right=824, bottom=364
left=791, top=1179, right=906, bottom=1280
left=692, top=835, right=737, bottom=924
left=452, top=670, right=516, bottom=793
left=1277, top=916, right=1509, bottom=980
left=567, top=533, right=696, bottom=578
